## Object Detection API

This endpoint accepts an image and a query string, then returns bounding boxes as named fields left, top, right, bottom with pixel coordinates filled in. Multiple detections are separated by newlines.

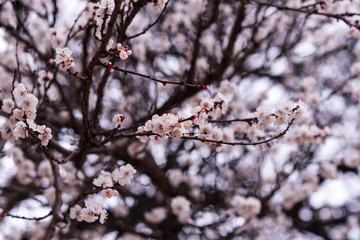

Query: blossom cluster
left=93, top=163, right=137, bottom=188
left=104, top=43, right=132, bottom=71
left=1, top=83, right=52, bottom=146
left=54, top=47, right=75, bottom=71
left=70, top=164, right=136, bottom=224
left=70, top=199, right=108, bottom=224
left=117, top=43, right=132, bottom=61
left=137, top=84, right=307, bottom=152
left=136, top=89, right=232, bottom=147
left=94, top=0, right=114, bottom=39
left=230, top=195, right=261, bottom=218
left=137, top=113, right=188, bottom=142
left=251, top=100, right=308, bottom=128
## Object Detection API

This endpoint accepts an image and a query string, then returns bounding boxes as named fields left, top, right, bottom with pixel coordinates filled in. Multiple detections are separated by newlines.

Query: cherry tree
left=0, top=0, right=360, bottom=239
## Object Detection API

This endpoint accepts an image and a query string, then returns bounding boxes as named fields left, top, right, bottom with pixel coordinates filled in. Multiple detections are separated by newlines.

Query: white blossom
left=1, top=121, right=15, bottom=139
left=20, top=94, right=38, bottom=112
left=210, top=127, right=223, bottom=141
left=112, top=113, right=125, bottom=124
left=12, top=108, right=24, bottom=121
left=93, top=170, right=114, bottom=188
left=100, top=189, right=118, bottom=198
left=200, top=97, right=214, bottom=111
left=13, top=83, right=28, bottom=105
left=98, top=0, right=114, bottom=15
left=99, top=209, right=108, bottom=224
left=55, top=47, right=75, bottom=71
left=170, top=196, right=192, bottom=223
left=25, top=108, right=37, bottom=120
left=81, top=208, right=98, bottom=223
left=2, top=98, right=15, bottom=113
left=117, top=43, right=132, bottom=61
left=38, top=127, right=52, bottom=146
left=70, top=204, right=83, bottom=222
left=112, top=164, right=136, bottom=186
left=13, top=121, right=27, bottom=139
left=231, top=195, right=261, bottom=218
left=85, top=199, right=102, bottom=214
left=167, top=169, right=183, bottom=187
left=119, top=50, right=128, bottom=61
left=144, top=207, right=167, bottom=224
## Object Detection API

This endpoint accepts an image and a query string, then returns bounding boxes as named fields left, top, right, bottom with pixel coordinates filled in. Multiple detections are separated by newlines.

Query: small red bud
left=203, top=85, right=209, bottom=89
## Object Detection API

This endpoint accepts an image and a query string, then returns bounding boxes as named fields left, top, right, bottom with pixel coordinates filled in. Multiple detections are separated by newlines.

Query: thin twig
left=98, top=119, right=294, bottom=147
left=64, top=8, right=86, bottom=47
left=250, top=0, right=360, bottom=29
left=209, top=117, right=258, bottom=124
left=43, top=160, right=63, bottom=240
left=83, top=0, right=122, bottom=143
left=127, top=0, right=170, bottom=39
left=101, top=63, right=209, bottom=89
left=181, top=118, right=295, bottom=146
left=3, top=211, right=52, bottom=221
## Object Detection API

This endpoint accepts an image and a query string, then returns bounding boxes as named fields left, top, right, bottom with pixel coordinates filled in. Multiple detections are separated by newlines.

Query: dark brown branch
left=137, top=2, right=246, bottom=124
left=250, top=0, right=360, bottom=29
left=96, top=118, right=294, bottom=147
left=64, top=8, right=86, bottom=47
left=182, top=118, right=294, bottom=146
left=50, top=0, right=58, bottom=27
left=209, top=117, right=258, bottom=124
left=43, top=160, right=63, bottom=240
left=3, top=211, right=52, bottom=221
left=101, top=63, right=209, bottom=88
left=82, top=0, right=122, bottom=143
left=126, top=0, right=170, bottom=40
